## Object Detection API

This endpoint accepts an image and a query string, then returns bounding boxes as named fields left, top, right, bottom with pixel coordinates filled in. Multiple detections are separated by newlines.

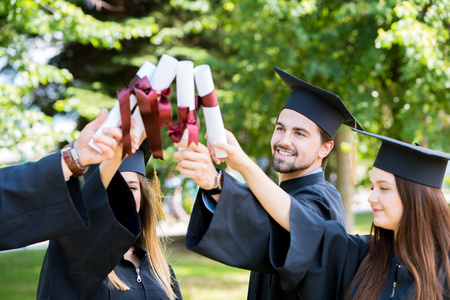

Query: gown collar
left=279, top=171, right=325, bottom=192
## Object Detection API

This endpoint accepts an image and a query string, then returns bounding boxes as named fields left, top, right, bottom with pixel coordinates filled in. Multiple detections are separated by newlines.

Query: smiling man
left=175, top=67, right=363, bottom=300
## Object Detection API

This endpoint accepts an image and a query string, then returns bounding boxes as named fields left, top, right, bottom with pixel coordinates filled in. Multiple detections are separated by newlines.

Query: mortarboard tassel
left=151, top=161, right=166, bottom=222
left=350, top=122, right=358, bottom=185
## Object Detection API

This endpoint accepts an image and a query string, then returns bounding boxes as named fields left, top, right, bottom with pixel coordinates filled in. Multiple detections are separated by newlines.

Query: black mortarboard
left=274, top=67, right=363, bottom=139
left=118, top=139, right=151, bottom=177
left=353, top=129, right=450, bottom=188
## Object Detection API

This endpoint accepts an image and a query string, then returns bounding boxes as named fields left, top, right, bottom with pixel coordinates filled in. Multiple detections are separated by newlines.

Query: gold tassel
left=350, top=123, right=358, bottom=185
left=151, top=161, right=166, bottom=222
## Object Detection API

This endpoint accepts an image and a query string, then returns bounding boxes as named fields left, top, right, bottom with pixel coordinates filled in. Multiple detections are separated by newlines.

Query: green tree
left=201, top=0, right=450, bottom=229
left=0, top=0, right=172, bottom=162
left=1, top=0, right=448, bottom=228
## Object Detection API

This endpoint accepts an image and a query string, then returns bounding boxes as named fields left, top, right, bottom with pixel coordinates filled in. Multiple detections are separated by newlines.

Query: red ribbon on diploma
left=117, top=76, right=173, bottom=160
left=167, top=107, right=199, bottom=145
left=136, top=87, right=173, bottom=160
left=197, top=89, right=218, bottom=108
left=117, top=76, right=149, bottom=158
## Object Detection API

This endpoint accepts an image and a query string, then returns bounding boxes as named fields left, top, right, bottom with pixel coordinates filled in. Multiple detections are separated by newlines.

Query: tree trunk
left=335, top=128, right=355, bottom=231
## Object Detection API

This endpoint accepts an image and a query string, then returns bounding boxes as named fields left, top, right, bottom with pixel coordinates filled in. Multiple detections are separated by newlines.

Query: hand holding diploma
left=88, top=54, right=228, bottom=162
left=88, top=61, right=156, bottom=156
left=174, top=140, right=220, bottom=191
left=204, top=129, right=292, bottom=231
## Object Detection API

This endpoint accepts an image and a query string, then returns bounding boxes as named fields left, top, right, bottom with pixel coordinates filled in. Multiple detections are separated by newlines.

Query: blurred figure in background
left=163, top=171, right=188, bottom=223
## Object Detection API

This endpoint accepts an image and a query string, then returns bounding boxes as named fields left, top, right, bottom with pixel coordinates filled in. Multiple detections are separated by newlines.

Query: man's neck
left=278, top=165, right=323, bottom=184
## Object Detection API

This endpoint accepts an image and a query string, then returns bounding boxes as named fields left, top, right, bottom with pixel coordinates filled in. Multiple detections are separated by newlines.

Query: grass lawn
left=0, top=249, right=46, bottom=300
left=0, top=237, right=249, bottom=300
left=167, top=238, right=250, bottom=300
left=0, top=212, right=373, bottom=299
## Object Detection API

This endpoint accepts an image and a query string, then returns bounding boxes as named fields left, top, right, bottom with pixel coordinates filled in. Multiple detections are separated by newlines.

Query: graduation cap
left=118, top=139, right=152, bottom=177
left=274, top=67, right=363, bottom=139
left=119, top=140, right=167, bottom=221
left=353, top=129, right=450, bottom=188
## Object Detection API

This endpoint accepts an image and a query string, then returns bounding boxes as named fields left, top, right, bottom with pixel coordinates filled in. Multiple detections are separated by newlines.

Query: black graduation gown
left=186, top=171, right=346, bottom=300
left=271, top=197, right=450, bottom=299
left=0, top=152, right=89, bottom=251
left=89, top=244, right=183, bottom=299
left=37, top=168, right=141, bottom=299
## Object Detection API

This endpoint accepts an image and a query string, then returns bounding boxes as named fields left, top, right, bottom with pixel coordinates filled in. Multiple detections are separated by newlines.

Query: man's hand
left=73, top=109, right=141, bottom=167
left=174, top=142, right=219, bottom=190
left=72, top=109, right=119, bottom=167
left=207, top=130, right=252, bottom=173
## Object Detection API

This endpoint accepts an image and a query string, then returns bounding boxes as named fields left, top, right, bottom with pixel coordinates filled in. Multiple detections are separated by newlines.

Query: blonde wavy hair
left=108, top=173, right=176, bottom=300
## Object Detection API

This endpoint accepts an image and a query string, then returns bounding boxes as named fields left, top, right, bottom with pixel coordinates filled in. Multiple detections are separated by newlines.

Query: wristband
left=213, top=169, right=223, bottom=190
left=61, top=142, right=88, bottom=177
left=204, top=170, right=223, bottom=196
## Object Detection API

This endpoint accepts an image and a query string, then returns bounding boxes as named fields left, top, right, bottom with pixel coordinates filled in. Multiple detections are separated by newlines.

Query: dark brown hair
left=346, top=175, right=450, bottom=300
left=319, top=126, right=332, bottom=169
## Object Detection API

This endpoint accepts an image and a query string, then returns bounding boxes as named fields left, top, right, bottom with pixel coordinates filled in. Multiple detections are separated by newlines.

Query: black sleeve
left=0, top=152, right=89, bottom=250
left=270, top=196, right=370, bottom=299
left=37, top=168, right=141, bottom=299
left=185, top=172, right=274, bottom=274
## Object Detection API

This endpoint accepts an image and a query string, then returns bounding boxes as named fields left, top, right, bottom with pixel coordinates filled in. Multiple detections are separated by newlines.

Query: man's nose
left=278, top=132, right=293, bottom=147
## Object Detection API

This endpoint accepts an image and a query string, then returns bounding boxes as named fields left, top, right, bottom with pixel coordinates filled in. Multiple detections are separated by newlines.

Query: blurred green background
left=1, top=0, right=449, bottom=297
left=1, top=0, right=449, bottom=230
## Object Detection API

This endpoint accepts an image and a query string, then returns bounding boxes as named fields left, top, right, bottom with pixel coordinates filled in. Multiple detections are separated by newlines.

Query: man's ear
left=318, top=141, right=334, bottom=159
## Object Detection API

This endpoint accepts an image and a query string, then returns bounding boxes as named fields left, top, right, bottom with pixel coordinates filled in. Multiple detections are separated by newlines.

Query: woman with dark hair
left=198, top=129, right=449, bottom=299
left=37, top=140, right=182, bottom=300
left=345, top=169, right=450, bottom=299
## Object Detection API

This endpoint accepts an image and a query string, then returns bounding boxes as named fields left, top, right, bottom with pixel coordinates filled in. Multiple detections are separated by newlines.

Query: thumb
left=86, top=109, right=108, bottom=131
left=213, top=141, right=232, bottom=154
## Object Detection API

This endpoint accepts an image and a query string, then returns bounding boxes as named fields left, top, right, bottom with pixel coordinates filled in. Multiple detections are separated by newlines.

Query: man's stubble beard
left=271, top=146, right=317, bottom=174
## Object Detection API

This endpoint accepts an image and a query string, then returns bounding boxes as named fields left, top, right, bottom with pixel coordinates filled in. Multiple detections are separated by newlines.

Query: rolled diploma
left=89, top=61, right=156, bottom=152
left=132, top=61, right=158, bottom=141
left=132, top=54, right=178, bottom=149
left=176, top=60, right=195, bottom=144
left=194, top=64, right=228, bottom=158
left=150, top=54, right=178, bottom=92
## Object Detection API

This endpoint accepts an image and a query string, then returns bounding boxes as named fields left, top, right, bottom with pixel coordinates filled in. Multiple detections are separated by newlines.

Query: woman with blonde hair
left=38, top=140, right=182, bottom=299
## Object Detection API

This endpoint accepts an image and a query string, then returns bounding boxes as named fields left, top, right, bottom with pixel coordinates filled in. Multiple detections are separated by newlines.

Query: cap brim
left=352, top=129, right=450, bottom=160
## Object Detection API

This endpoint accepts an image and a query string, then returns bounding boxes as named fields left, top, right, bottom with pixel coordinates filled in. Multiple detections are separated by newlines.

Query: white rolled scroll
left=176, top=60, right=195, bottom=143
left=88, top=61, right=156, bottom=153
left=131, top=61, right=158, bottom=141
left=150, top=54, right=178, bottom=92
left=193, top=64, right=228, bottom=158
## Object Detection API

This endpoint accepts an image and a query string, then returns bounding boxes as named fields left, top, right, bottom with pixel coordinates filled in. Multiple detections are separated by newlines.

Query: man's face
left=270, top=109, right=324, bottom=177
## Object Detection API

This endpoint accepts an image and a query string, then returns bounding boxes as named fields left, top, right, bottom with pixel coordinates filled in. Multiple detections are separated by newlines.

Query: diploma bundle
left=89, top=54, right=228, bottom=159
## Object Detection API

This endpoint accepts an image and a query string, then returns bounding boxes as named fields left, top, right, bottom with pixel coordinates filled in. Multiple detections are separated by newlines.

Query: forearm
left=99, top=156, right=123, bottom=188
left=237, top=157, right=291, bottom=231
left=61, top=155, right=73, bottom=179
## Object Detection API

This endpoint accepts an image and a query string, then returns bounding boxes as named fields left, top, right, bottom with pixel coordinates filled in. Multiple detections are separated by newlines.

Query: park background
left=0, top=0, right=449, bottom=299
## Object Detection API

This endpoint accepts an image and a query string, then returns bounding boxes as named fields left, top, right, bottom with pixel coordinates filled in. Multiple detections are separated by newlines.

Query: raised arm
left=0, top=109, right=133, bottom=250
left=212, top=130, right=292, bottom=231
